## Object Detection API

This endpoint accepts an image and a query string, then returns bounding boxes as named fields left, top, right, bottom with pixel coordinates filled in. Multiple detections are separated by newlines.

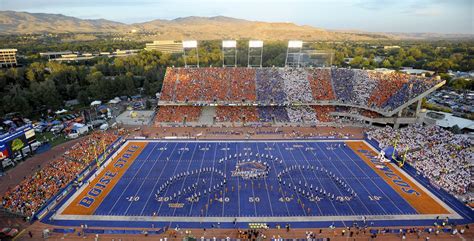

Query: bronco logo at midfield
left=231, top=160, right=269, bottom=179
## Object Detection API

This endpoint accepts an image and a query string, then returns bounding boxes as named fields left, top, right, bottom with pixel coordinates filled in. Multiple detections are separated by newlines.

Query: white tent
left=90, top=100, right=102, bottom=106
left=108, top=97, right=121, bottom=104
left=55, top=109, right=67, bottom=114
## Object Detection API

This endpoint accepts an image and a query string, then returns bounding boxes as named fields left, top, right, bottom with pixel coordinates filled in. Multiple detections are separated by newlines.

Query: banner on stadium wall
left=9, top=135, right=26, bottom=152
left=0, top=144, right=8, bottom=160
left=25, top=129, right=36, bottom=143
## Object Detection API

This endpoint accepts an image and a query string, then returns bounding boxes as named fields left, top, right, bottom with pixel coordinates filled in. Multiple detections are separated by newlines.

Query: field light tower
left=285, top=40, right=303, bottom=67
left=182, top=40, right=199, bottom=68
left=222, top=40, right=237, bottom=67
left=248, top=40, right=263, bottom=68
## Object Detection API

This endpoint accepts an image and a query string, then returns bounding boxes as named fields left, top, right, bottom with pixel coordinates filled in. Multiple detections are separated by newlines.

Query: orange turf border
left=346, top=141, right=449, bottom=214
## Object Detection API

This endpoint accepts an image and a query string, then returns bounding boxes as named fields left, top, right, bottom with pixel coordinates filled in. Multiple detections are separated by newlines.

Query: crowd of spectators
left=1, top=158, right=83, bottom=217
left=257, top=107, right=290, bottom=123
left=161, top=67, right=440, bottom=109
left=161, top=67, right=257, bottom=102
left=313, top=106, right=335, bottom=122
left=280, top=68, right=314, bottom=103
left=367, top=124, right=472, bottom=196
left=156, top=67, right=443, bottom=124
left=155, top=106, right=202, bottom=123
left=255, top=68, right=287, bottom=103
left=1, top=132, right=120, bottom=217
left=307, top=68, right=336, bottom=101
left=331, top=68, right=355, bottom=103
left=367, top=72, right=409, bottom=109
left=285, top=106, right=318, bottom=123
left=216, top=107, right=258, bottom=122
left=63, top=132, right=118, bottom=164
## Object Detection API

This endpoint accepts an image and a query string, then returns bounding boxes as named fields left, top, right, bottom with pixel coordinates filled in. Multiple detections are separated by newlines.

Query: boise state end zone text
left=79, top=144, right=140, bottom=208
left=359, top=149, right=420, bottom=196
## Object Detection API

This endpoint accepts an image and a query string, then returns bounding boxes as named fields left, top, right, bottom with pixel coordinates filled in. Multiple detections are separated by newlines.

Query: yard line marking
left=204, top=143, right=218, bottom=217
left=107, top=143, right=159, bottom=215
left=255, top=142, right=275, bottom=217
left=155, top=142, right=189, bottom=215
left=263, top=142, right=290, bottom=216
left=124, top=142, right=170, bottom=215
left=236, top=143, right=241, bottom=216
left=337, top=143, right=405, bottom=214
left=138, top=142, right=176, bottom=215
left=308, top=142, right=371, bottom=215
left=274, top=142, right=307, bottom=216
left=221, top=142, right=227, bottom=217
left=170, top=142, right=199, bottom=216
left=188, top=143, right=208, bottom=216
left=285, top=141, right=341, bottom=216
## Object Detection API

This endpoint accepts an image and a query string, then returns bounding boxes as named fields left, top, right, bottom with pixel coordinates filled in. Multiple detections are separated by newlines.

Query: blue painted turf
left=93, top=141, right=418, bottom=217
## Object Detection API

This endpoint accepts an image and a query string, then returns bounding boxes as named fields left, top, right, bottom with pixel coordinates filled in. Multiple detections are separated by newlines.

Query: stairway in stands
left=199, top=106, right=216, bottom=125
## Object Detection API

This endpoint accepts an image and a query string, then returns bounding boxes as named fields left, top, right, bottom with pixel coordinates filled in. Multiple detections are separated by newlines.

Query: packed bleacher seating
left=156, top=67, right=443, bottom=124
left=367, top=124, right=472, bottom=196
left=307, top=68, right=336, bottom=101
left=257, top=106, right=290, bottom=122
left=155, top=106, right=202, bottom=123
left=280, top=68, right=314, bottom=103
left=255, top=68, right=287, bottom=103
left=312, top=106, right=335, bottom=122
left=63, top=132, right=118, bottom=164
left=285, top=106, right=318, bottom=123
left=161, top=67, right=257, bottom=102
left=216, top=107, right=258, bottom=122
left=367, top=72, right=409, bottom=109
left=228, top=68, right=257, bottom=101
left=1, top=132, right=120, bottom=217
left=331, top=68, right=355, bottom=103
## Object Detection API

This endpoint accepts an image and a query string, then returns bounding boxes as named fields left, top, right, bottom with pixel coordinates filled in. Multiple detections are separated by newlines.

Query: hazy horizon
left=0, top=0, right=472, bottom=34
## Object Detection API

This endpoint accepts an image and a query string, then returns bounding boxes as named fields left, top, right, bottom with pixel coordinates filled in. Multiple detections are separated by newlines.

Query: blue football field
left=92, top=140, right=418, bottom=218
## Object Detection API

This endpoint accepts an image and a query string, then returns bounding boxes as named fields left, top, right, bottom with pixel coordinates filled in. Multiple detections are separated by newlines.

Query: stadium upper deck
left=156, top=67, right=445, bottom=126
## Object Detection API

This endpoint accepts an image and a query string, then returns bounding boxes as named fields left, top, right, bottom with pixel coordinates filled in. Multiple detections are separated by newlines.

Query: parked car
left=0, top=227, right=19, bottom=238
left=34, top=125, right=46, bottom=133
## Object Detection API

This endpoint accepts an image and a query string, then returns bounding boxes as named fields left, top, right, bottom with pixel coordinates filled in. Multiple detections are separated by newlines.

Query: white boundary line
left=52, top=139, right=463, bottom=223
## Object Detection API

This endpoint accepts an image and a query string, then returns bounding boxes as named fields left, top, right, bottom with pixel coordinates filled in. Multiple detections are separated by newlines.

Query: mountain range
left=1, top=11, right=472, bottom=40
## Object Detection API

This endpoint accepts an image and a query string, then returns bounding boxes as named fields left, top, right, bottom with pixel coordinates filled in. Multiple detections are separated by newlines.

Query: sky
left=0, top=0, right=473, bottom=34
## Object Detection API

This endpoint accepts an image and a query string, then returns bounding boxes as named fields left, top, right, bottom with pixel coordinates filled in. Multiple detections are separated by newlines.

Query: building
left=400, top=67, right=435, bottom=76
left=39, top=51, right=73, bottom=60
left=43, top=49, right=139, bottom=62
left=421, top=110, right=474, bottom=134
left=384, top=45, right=401, bottom=50
left=0, top=49, right=18, bottom=68
left=145, top=40, right=183, bottom=53
left=112, top=49, right=140, bottom=57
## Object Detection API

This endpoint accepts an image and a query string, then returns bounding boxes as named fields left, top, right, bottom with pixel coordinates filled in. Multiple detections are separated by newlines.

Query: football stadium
left=0, top=39, right=473, bottom=240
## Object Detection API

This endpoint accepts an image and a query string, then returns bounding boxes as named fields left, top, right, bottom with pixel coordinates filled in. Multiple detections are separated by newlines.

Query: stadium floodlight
left=248, top=40, right=264, bottom=68
left=249, top=40, right=263, bottom=48
left=286, top=40, right=303, bottom=67
left=182, top=40, right=198, bottom=48
left=182, top=40, right=199, bottom=68
left=222, top=40, right=237, bottom=67
left=222, top=40, right=237, bottom=48
left=288, top=40, right=303, bottom=48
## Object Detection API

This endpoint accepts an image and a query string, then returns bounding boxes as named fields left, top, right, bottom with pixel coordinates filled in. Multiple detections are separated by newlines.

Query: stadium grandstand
left=155, top=67, right=445, bottom=127
left=1, top=40, right=472, bottom=241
